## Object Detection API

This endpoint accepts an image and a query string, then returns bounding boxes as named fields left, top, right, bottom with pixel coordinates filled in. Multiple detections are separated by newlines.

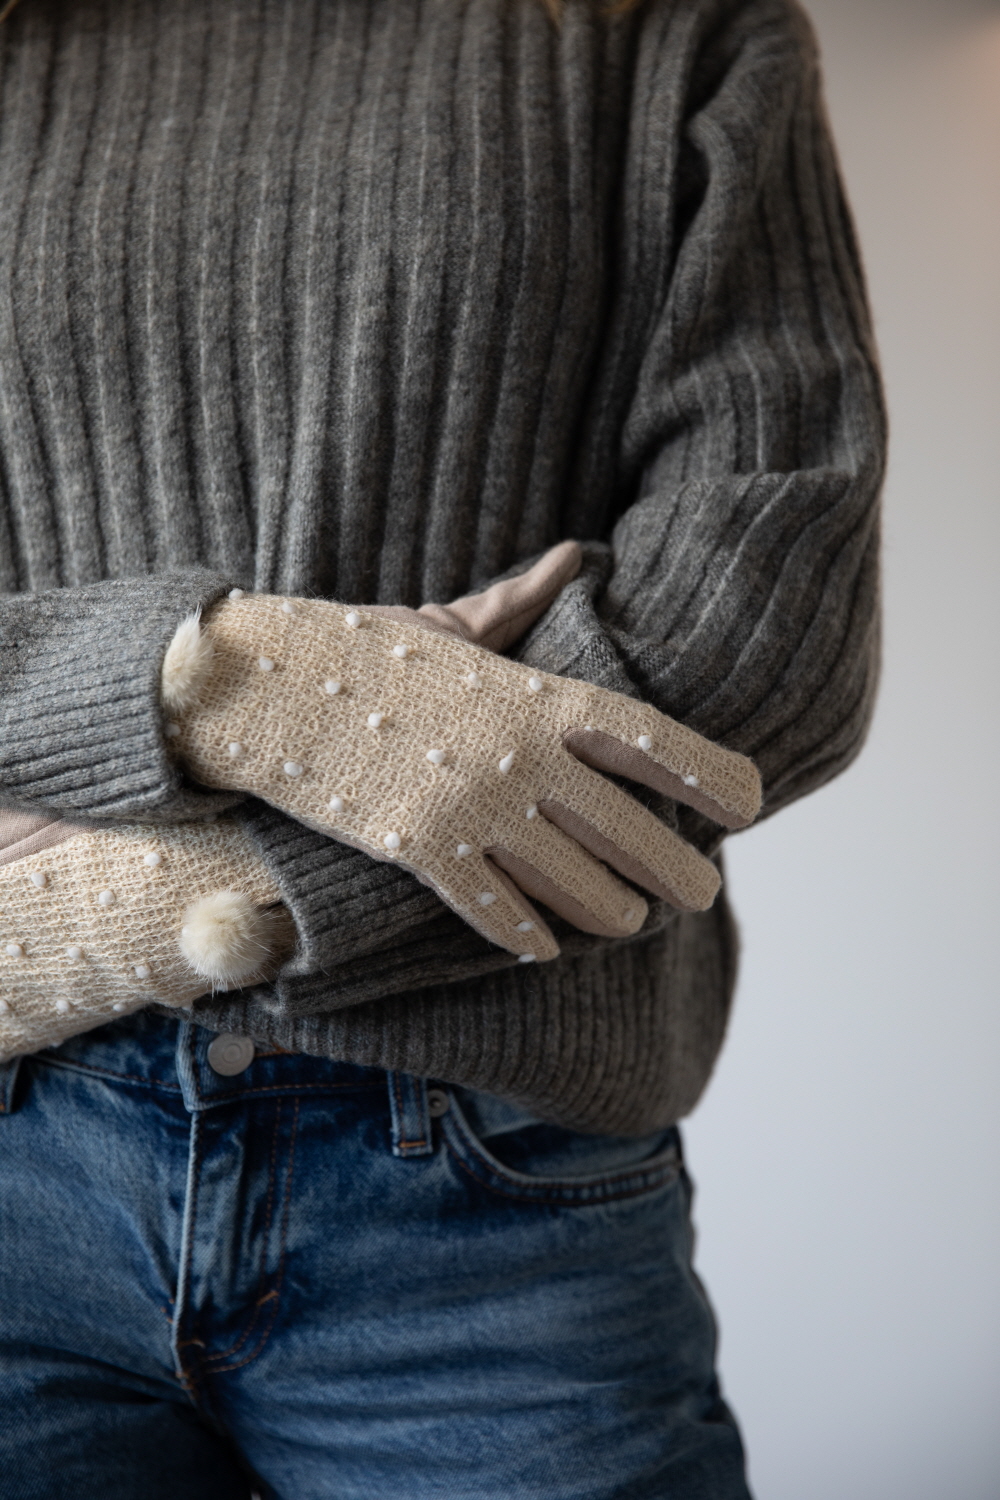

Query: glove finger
left=416, top=848, right=559, bottom=963
left=538, top=761, right=721, bottom=912
left=297, top=811, right=559, bottom=963
left=484, top=819, right=648, bottom=938
left=564, top=714, right=761, bottom=831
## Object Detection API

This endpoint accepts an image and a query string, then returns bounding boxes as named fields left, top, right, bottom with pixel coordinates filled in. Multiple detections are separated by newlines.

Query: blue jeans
left=0, top=1012, right=749, bottom=1499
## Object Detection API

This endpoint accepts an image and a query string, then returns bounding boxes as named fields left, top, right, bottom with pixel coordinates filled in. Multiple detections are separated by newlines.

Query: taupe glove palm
left=167, top=585, right=762, bottom=963
left=0, top=810, right=293, bottom=1058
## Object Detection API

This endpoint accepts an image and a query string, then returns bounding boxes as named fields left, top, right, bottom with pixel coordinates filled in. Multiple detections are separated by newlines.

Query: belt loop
left=0, top=1056, right=23, bottom=1116
left=387, top=1071, right=434, bottom=1158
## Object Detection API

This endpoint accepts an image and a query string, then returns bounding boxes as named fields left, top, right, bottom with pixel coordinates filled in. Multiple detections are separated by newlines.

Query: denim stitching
left=202, top=1100, right=284, bottom=1367
left=32, top=1057, right=183, bottom=1091
left=444, top=1132, right=680, bottom=1206
left=173, top=1032, right=226, bottom=1418
left=35, top=1053, right=381, bottom=1099
left=391, top=1070, right=428, bottom=1150
left=196, top=1081, right=384, bottom=1100
left=174, top=1111, right=210, bottom=1406
left=208, top=1096, right=301, bottom=1374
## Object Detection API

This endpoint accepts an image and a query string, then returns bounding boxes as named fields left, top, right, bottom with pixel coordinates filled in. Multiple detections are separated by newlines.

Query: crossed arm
left=0, top=0, right=884, bottom=1045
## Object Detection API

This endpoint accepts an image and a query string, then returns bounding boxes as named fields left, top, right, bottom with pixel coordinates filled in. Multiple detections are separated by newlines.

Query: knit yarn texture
left=0, top=0, right=884, bottom=1132
left=0, top=818, right=282, bottom=1055
left=176, top=594, right=761, bottom=953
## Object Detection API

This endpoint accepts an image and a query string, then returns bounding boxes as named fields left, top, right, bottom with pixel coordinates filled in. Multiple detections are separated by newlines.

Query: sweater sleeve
left=0, top=571, right=239, bottom=820
left=213, top=0, right=885, bottom=1017
left=523, top=0, right=884, bottom=832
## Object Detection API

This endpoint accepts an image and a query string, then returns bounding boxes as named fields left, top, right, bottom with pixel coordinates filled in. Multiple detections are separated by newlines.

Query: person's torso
left=0, top=0, right=687, bottom=603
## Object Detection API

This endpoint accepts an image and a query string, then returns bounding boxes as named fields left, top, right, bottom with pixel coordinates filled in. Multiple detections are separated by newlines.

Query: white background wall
left=684, top=2, right=1000, bottom=1496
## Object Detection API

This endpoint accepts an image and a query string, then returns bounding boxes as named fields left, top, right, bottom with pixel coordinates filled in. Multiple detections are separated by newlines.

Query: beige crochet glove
left=164, top=584, right=762, bottom=965
left=0, top=809, right=294, bottom=1060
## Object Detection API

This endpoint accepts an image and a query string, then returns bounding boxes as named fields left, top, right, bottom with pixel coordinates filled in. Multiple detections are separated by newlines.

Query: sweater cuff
left=0, top=571, right=237, bottom=819
left=238, top=795, right=682, bottom=1017
left=513, top=542, right=637, bottom=696
left=238, top=800, right=520, bottom=1009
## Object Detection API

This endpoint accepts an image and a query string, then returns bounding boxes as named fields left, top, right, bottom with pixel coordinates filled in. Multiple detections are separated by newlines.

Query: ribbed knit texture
left=0, top=0, right=884, bottom=1132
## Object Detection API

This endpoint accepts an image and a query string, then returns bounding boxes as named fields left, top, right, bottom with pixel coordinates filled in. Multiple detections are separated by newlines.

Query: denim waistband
left=0, top=1011, right=682, bottom=1184
left=2, top=1010, right=391, bottom=1115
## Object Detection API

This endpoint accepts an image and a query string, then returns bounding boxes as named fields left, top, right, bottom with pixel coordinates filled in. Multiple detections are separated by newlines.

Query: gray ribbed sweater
left=0, top=0, right=883, bottom=1133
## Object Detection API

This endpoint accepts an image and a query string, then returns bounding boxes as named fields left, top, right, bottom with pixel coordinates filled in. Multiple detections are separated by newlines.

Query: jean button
left=207, top=1033, right=256, bottom=1076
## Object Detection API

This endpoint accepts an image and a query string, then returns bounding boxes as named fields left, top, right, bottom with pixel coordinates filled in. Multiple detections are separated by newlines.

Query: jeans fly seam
left=206, top=1095, right=301, bottom=1375
left=202, top=1099, right=284, bottom=1367
left=171, top=1109, right=209, bottom=1404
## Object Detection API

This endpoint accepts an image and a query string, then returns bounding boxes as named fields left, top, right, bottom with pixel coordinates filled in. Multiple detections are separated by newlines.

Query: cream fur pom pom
left=178, top=890, right=282, bottom=987
left=161, top=612, right=214, bottom=715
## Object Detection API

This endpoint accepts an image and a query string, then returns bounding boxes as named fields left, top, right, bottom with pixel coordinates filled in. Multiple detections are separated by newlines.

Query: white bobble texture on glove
left=164, top=592, right=762, bottom=963
left=0, top=809, right=294, bottom=1060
